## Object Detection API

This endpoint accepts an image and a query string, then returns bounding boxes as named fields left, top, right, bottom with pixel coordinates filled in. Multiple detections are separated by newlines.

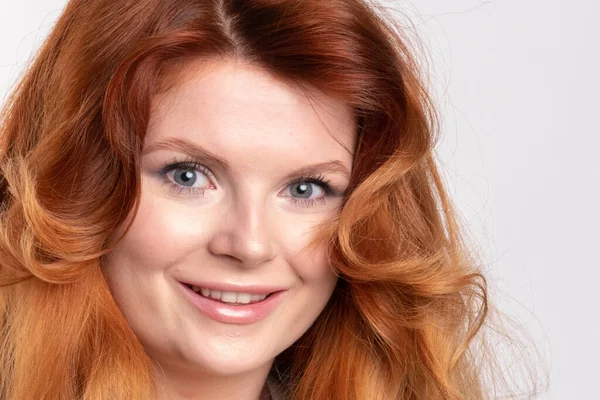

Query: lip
left=179, top=282, right=288, bottom=324
left=178, top=280, right=287, bottom=296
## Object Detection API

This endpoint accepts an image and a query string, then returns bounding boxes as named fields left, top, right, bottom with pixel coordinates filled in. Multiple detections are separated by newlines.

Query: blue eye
left=168, top=167, right=209, bottom=188
left=159, top=159, right=214, bottom=196
left=284, top=175, right=340, bottom=208
left=287, top=181, right=325, bottom=199
left=158, top=158, right=343, bottom=207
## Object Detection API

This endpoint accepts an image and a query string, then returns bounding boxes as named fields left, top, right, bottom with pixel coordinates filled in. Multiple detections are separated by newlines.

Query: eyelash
left=159, top=157, right=213, bottom=197
left=158, top=156, right=338, bottom=208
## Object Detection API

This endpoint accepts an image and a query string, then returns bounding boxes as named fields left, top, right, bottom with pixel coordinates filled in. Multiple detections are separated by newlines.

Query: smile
left=184, top=284, right=270, bottom=305
left=179, top=282, right=287, bottom=324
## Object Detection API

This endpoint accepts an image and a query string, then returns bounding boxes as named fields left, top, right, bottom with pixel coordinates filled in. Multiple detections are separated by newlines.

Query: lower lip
left=179, top=283, right=287, bottom=324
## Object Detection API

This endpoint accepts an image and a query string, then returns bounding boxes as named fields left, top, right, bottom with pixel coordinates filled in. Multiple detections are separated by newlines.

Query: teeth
left=190, top=285, right=268, bottom=304
left=250, top=294, right=265, bottom=302
left=220, top=291, right=237, bottom=303
left=237, top=293, right=251, bottom=304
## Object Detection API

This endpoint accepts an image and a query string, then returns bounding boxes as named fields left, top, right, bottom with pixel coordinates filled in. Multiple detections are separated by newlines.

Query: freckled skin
left=102, top=58, right=356, bottom=399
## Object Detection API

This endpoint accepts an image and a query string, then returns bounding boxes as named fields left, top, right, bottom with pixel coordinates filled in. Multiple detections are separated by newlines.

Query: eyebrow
left=142, top=137, right=351, bottom=179
left=143, top=138, right=228, bottom=170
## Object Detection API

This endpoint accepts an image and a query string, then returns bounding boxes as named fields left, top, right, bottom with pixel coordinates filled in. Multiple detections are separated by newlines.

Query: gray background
left=1, top=1, right=598, bottom=398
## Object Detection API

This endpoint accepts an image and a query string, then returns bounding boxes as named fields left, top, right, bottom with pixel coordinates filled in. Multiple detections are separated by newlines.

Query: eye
left=167, top=167, right=210, bottom=188
left=282, top=175, right=340, bottom=208
left=159, top=158, right=215, bottom=196
left=287, top=181, right=325, bottom=199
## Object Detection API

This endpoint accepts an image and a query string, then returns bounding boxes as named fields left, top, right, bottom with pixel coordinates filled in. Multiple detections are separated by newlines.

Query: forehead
left=145, top=58, right=356, bottom=169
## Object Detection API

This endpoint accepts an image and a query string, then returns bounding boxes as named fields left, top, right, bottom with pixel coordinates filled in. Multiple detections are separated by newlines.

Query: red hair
left=0, top=0, right=536, bottom=398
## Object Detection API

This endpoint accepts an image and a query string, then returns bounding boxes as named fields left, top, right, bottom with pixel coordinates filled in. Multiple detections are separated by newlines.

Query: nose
left=206, top=194, right=277, bottom=268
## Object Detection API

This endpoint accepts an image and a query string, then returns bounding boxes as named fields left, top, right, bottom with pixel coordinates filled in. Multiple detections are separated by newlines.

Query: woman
left=0, top=0, right=525, bottom=399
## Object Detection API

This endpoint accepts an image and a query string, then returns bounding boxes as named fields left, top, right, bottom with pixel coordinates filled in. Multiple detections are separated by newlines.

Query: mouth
left=181, top=283, right=275, bottom=305
left=179, top=281, right=288, bottom=324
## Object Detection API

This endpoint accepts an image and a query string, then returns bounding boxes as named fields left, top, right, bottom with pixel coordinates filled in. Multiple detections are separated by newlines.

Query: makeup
left=179, top=282, right=288, bottom=324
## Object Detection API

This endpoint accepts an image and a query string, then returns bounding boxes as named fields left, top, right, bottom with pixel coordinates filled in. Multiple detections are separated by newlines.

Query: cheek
left=100, top=192, right=218, bottom=341
left=294, top=242, right=335, bottom=283
left=275, top=231, right=338, bottom=348
left=108, top=194, right=215, bottom=272
left=276, top=216, right=336, bottom=282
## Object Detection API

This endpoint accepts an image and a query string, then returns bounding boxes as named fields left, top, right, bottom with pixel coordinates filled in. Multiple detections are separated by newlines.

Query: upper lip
left=179, top=280, right=287, bottom=295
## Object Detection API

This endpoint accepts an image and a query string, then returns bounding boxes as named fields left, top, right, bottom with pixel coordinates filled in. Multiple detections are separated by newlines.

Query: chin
left=170, top=339, right=275, bottom=377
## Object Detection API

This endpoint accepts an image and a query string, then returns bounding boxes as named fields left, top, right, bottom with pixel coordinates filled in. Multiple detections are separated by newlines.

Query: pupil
left=293, top=183, right=312, bottom=198
left=175, top=169, right=196, bottom=186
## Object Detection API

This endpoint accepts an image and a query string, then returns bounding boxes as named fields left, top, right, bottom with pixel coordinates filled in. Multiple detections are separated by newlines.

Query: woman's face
left=102, top=58, right=355, bottom=378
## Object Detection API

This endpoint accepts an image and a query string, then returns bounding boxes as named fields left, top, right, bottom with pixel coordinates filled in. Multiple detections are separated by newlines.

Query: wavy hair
left=0, top=0, right=532, bottom=398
